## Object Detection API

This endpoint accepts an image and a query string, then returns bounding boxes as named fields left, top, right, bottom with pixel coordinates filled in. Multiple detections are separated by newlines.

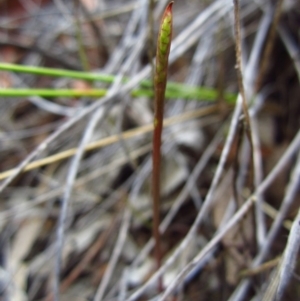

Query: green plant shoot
left=152, top=1, right=173, bottom=288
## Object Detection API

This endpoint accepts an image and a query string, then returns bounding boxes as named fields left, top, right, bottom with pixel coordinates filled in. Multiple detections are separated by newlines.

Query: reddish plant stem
left=152, top=85, right=165, bottom=271
left=152, top=1, right=173, bottom=292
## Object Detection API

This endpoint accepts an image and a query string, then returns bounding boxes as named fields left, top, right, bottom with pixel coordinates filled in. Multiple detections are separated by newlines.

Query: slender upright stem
left=152, top=1, right=173, bottom=292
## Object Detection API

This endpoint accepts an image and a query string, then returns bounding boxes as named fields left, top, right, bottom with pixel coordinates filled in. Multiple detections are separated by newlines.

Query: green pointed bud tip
left=155, top=2, right=173, bottom=86
left=157, top=2, right=173, bottom=56
left=161, top=2, right=173, bottom=34
left=164, top=1, right=174, bottom=16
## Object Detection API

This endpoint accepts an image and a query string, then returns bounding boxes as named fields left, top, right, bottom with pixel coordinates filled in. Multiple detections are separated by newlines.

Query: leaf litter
left=0, top=0, right=300, bottom=300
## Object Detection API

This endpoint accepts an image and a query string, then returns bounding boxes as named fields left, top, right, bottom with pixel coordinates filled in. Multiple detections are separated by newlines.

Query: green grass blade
left=0, top=87, right=235, bottom=103
left=0, top=63, right=236, bottom=103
